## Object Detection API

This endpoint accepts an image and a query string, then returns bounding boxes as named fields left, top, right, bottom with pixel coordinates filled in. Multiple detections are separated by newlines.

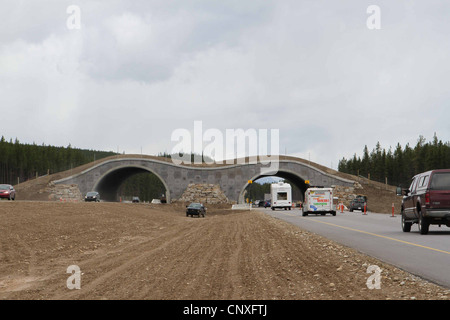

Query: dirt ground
left=0, top=201, right=448, bottom=300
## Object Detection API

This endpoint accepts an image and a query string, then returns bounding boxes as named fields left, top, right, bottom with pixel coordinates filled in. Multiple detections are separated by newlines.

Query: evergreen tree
left=338, top=134, right=450, bottom=187
left=0, top=136, right=116, bottom=184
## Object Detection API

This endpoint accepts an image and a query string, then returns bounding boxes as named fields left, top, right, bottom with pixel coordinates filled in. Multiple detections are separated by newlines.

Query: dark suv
left=186, top=203, right=206, bottom=218
left=397, top=169, right=450, bottom=234
left=349, top=195, right=367, bottom=212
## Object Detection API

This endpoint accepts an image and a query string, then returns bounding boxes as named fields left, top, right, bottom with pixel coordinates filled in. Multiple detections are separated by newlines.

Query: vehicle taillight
left=425, top=191, right=430, bottom=206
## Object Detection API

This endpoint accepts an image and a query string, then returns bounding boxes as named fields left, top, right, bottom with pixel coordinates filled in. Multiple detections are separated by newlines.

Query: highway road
left=264, top=208, right=450, bottom=289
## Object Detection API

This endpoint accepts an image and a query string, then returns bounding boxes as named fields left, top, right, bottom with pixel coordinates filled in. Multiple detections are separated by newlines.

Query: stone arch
left=238, top=169, right=310, bottom=204
left=92, top=165, right=171, bottom=202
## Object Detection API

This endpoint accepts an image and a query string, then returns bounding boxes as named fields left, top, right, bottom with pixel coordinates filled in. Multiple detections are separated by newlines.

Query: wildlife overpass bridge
left=53, top=156, right=355, bottom=203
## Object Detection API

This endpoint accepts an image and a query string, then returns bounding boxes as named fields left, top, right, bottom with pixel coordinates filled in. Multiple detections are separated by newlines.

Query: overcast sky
left=1, top=0, right=450, bottom=169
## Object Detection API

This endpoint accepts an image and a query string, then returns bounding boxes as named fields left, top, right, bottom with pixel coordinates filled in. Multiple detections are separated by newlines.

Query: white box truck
left=302, top=187, right=336, bottom=216
left=270, top=182, right=292, bottom=210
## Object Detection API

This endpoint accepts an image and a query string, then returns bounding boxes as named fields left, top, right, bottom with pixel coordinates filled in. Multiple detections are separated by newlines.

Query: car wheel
left=418, top=210, right=429, bottom=235
left=401, top=211, right=412, bottom=232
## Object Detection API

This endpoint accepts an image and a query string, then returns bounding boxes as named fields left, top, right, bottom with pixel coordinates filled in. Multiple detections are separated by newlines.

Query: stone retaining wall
left=44, top=182, right=83, bottom=201
left=176, top=183, right=231, bottom=204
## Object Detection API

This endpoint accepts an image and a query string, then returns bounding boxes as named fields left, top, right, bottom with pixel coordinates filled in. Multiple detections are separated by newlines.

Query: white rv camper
left=270, top=182, right=292, bottom=210
left=302, top=187, right=336, bottom=216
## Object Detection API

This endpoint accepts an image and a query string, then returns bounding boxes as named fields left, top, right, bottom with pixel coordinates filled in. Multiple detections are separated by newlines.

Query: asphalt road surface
left=264, top=208, right=450, bottom=288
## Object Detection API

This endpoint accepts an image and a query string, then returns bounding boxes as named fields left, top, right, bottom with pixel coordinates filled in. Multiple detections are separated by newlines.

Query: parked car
left=0, top=184, right=15, bottom=200
left=397, top=169, right=450, bottom=234
left=85, top=191, right=100, bottom=202
left=349, top=195, right=367, bottom=212
left=132, top=196, right=140, bottom=203
left=186, top=203, right=206, bottom=218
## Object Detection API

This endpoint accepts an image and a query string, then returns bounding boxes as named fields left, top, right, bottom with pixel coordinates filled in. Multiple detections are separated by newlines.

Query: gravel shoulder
left=0, top=201, right=448, bottom=300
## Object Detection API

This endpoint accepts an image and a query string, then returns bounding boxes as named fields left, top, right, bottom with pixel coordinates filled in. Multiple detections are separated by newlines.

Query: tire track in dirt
left=224, top=217, right=245, bottom=299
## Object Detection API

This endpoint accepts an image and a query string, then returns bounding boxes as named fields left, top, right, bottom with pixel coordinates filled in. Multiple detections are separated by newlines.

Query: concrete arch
left=238, top=169, right=310, bottom=204
left=92, top=165, right=171, bottom=202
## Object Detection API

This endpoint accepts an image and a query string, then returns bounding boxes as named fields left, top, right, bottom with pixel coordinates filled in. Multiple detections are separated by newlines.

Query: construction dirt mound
left=0, top=202, right=448, bottom=300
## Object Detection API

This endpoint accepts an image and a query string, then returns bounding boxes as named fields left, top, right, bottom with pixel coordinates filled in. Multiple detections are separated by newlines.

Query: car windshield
left=189, top=203, right=202, bottom=208
left=0, top=184, right=10, bottom=190
left=87, top=192, right=97, bottom=196
left=430, top=172, right=450, bottom=190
